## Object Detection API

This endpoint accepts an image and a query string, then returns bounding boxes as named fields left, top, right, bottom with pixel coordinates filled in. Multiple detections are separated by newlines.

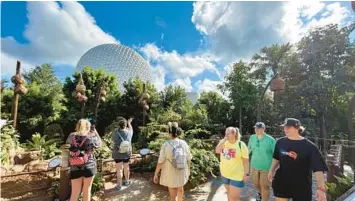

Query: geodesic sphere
left=76, top=44, right=153, bottom=92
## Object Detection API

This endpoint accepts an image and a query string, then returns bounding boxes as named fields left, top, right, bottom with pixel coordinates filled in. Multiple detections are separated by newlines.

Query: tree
left=251, top=43, right=292, bottom=121
left=220, top=61, right=259, bottom=133
left=284, top=24, right=352, bottom=152
left=61, top=66, right=120, bottom=135
left=1, top=64, right=66, bottom=141
left=198, top=91, right=229, bottom=125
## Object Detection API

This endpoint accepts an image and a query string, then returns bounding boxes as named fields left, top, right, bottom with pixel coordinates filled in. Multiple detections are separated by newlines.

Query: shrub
left=326, top=174, right=353, bottom=201
left=0, top=122, right=20, bottom=166
left=188, top=148, right=219, bottom=188
left=24, top=133, right=61, bottom=160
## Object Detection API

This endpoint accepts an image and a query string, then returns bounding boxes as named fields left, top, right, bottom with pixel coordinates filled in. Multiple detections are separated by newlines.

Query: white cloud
left=1, top=52, right=35, bottom=75
left=171, top=77, right=193, bottom=92
left=280, top=2, right=354, bottom=43
left=1, top=1, right=117, bottom=74
left=192, top=2, right=353, bottom=65
left=195, top=79, right=221, bottom=93
left=139, top=43, right=220, bottom=78
left=151, top=65, right=166, bottom=92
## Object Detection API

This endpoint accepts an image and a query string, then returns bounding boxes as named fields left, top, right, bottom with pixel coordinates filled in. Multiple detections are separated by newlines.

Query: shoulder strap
left=238, top=141, right=243, bottom=155
left=116, top=130, right=127, bottom=141
left=72, top=135, right=88, bottom=147
left=168, top=140, right=176, bottom=149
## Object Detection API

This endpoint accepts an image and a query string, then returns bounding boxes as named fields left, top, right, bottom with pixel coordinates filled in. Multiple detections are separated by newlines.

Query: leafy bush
left=0, top=122, right=20, bottom=166
left=188, top=148, right=219, bottom=188
left=185, top=128, right=211, bottom=139
left=148, top=137, right=219, bottom=188
left=24, top=133, right=61, bottom=160
left=326, top=174, right=353, bottom=201
left=91, top=173, right=104, bottom=195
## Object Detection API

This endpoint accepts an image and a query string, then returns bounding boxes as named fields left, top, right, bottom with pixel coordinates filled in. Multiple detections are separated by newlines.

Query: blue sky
left=1, top=1, right=354, bottom=93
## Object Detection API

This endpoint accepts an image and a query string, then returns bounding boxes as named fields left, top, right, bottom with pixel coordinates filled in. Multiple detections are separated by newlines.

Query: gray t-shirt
left=112, top=128, right=133, bottom=160
left=66, top=132, right=102, bottom=171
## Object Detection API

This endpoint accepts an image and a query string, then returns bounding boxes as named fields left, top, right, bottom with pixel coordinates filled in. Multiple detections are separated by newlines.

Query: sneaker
left=123, top=180, right=131, bottom=186
left=256, top=193, right=262, bottom=201
left=115, top=184, right=122, bottom=191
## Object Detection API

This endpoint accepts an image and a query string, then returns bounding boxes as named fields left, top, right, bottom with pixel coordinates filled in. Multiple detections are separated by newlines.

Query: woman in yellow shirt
left=215, top=127, right=249, bottom=201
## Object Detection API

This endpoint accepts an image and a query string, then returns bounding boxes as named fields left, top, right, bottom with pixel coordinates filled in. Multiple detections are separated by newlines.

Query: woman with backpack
left=112, top=117, right=133, bottom=190
left=153, top=122, right=192, bottom=201
left=66, top=119, right=102, bottom=201
left=215, top=127, right=249, bottom=201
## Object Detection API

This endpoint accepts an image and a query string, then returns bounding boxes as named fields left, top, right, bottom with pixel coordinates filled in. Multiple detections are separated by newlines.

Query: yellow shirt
left=220, top=140, right=249, bottom=181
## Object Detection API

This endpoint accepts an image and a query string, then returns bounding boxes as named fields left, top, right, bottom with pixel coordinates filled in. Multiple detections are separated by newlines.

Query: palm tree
left=250, top=43, right=292, bottom=121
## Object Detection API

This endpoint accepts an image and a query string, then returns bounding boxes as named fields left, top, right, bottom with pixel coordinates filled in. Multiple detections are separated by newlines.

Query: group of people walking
left=65, top=117, right=328, bottom=201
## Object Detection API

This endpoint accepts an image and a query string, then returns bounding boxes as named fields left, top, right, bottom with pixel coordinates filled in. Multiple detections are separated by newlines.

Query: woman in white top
left=153, top=122, right=192, bottom=201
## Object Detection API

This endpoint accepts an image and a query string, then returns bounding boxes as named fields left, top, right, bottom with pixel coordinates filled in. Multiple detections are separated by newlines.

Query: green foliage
left=91, top=173, right=104, bottom=195
left=62, top=66, right=120, bottom=134
left=326, top=175, right=353, bottom=201
left=188, top=148, right=219, bottom=188
left=1, top=64, right=66, bottom=141
left=25, top=133, right=61, bottom=160
left=184, top=128, right=211, bottom=139
left=0, top=122, right=20, bottom=166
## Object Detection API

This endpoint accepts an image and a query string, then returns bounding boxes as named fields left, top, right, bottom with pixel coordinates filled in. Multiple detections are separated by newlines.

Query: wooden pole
left=59, top=144, right=71, bottom=201
left=12, top=61, right=21, bottom=129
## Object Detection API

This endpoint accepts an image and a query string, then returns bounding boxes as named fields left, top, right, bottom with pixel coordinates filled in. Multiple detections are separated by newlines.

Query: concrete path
left=104, top=173, right=262, bottom=201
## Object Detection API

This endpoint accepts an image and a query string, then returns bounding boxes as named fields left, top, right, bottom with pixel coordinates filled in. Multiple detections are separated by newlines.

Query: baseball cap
left=280, top=118, right=301, bottom=127
left=254, top=122, right=265, bottom=129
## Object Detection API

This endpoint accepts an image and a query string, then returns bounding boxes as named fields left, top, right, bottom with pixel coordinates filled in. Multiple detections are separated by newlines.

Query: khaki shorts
left=251, top=168, right=270, bottom=189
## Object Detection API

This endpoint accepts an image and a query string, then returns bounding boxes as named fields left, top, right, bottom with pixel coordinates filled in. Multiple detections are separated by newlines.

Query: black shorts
left=115, top=158, right=130, bottom=163
left=273, top=190, right=312, bottom=201
left=272, top=178, right=312, bottom=201
left=70, top=168, right=96, bottom=180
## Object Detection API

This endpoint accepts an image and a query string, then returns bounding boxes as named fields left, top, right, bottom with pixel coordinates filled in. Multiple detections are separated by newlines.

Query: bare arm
left=154, top=162, right=163, bottom=176
left=269, top=159, right=279, bottom=173
left=215, top=138, right=227, bottom=154
left=314, top=171, right=325, bottom=188
left=243, top=158, right=249, bottom=175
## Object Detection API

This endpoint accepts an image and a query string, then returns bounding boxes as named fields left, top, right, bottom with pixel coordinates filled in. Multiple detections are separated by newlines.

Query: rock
left=14, top=151, right=41, bottom=165
left=11, top=164, right=26, bottom=173
left=0, top=166, right=8, bottom=175
left=25, top=161, right=49, bottom=172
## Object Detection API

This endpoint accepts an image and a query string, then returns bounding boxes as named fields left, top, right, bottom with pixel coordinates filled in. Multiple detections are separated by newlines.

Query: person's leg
left=123, top=161, right=130, bottom=185
left=177, top=186, right=184, bottom=201
left=70, top=177, right=83, bottom=201
left=168, top=187, right=178, bottom=201
left=228, top=179, right=244, bottom=201
left=227, top=185, right=242, bottom=201
left=116, top=161, right=123, bottom=188
left=259, top=171, right=271, bottom=201
left=275, top=198, right=288, bottom=201
left=82, top=176, right=94, bottom=201
left=222, top=177, right=230, bottom=199
left=251, top=168, right=261, bottom=192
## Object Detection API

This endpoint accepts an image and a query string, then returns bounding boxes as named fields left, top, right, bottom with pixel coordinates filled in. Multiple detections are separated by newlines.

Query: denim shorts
left=222, top=176, right=245, bottom=188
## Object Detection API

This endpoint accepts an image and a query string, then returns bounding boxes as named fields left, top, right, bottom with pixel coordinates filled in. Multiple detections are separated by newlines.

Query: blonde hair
left=75, top=119, right=90, bottom=133
left=226, top=127, right=241, bottom=140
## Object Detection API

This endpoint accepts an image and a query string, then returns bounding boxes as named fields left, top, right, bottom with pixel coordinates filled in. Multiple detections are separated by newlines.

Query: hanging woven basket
left=270, top=77, right=285, bottom=92
left=14, top=84, right=28, bottom=95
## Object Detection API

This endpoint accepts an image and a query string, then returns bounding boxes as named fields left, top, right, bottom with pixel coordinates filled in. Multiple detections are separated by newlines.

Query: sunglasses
left=256, top=139, right=260, bottom=147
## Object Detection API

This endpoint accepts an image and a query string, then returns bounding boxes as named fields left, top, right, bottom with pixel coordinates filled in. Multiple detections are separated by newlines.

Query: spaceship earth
left=76, top=43, right=153, bottom=91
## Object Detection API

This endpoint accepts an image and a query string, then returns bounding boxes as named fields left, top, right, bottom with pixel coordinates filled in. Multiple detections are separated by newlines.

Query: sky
left=1, top=1, right=354, bottom=93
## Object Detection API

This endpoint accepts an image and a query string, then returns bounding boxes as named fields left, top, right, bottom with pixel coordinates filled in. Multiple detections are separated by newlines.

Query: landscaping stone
left=14, top=151, right=41, bottom=165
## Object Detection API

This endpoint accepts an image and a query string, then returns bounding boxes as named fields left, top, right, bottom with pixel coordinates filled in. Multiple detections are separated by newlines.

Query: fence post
left=59, top=144, right=71, bottom=201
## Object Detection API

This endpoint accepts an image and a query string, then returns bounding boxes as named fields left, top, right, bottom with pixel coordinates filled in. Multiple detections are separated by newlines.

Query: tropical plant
left=0, top=122, right=20, bottom=166
left=326, top=174, right=353, bottom=200
left=25, top=133, right=61, bottom=160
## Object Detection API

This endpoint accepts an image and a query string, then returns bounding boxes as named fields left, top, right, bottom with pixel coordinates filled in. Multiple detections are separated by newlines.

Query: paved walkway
left=104, top=173, right=264, bottom=201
